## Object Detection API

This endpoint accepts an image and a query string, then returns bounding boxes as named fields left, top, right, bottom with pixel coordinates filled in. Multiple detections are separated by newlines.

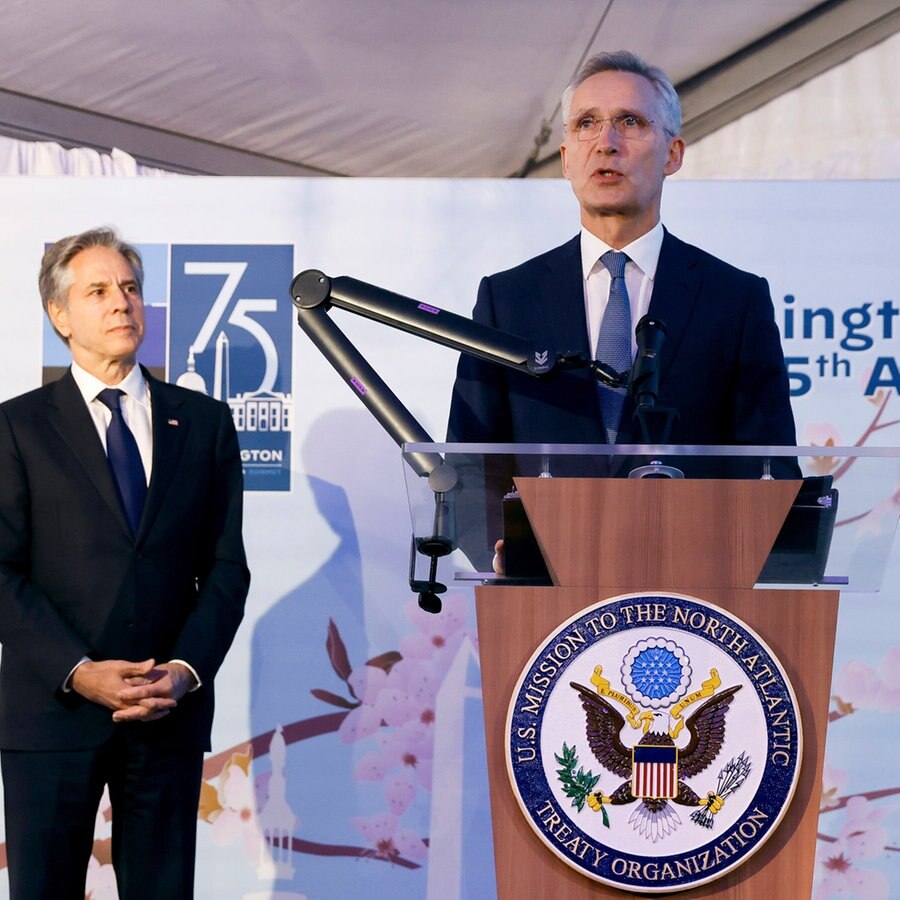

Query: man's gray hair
left=561, top=50, right=682, bottom=136
left=39, top=227, right=144, bottom=344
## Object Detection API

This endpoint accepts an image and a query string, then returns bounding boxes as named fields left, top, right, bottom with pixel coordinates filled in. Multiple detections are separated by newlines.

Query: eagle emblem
left=563, top=664, right=750, bottom=842
left=507, top=595, right=802, bottom=890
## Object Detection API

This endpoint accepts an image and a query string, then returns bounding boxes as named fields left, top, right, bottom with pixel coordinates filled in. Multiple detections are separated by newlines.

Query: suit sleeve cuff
left=168, top=659, right=202, bottom=692
left=62, top=656, right=91, bottom=692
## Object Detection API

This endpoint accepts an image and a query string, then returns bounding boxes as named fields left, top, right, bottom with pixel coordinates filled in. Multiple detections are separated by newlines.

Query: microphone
left=629, top=316, right=667, bottom=408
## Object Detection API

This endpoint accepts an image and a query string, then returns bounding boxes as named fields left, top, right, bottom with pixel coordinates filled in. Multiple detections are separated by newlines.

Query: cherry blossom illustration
left=85, top=853, right=118, bottom=900
left=200, top=749, right=263, bottom=863
left=176, top=592, right=472, bottom=886
left=817, top=648, right=900, bottom=898
left=84, top=789, right=115, bottom=900
left=832, top=649, right=900, bottom=717
left=802, top=380, right=899, bottom=483
left=816, top=796, right=896, bottom=900
left=349, top=811, right=428, bottom=863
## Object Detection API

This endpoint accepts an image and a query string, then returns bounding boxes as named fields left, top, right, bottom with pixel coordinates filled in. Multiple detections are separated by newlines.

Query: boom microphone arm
left=290, top=270, right=626, bottom=396
left=288, top=269, right=655, bottom=608
left=291, top=271, right=443, bottom=479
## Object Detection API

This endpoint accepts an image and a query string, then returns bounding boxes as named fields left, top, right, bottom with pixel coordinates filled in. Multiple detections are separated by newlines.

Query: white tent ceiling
left=1, top=0, right=898, bottom=177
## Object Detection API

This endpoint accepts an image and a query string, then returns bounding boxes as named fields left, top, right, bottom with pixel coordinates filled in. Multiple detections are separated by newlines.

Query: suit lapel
left=615, top=230, right=700, bottom=447
left=537, top=237, right=606, bottom=445
left=45, top=371, right=133, bottom=536
left=139, top=372, right=190, bottom=540
left=539, top=236, right=590, bottom=357
left=648, top=230, right=703, bottom=382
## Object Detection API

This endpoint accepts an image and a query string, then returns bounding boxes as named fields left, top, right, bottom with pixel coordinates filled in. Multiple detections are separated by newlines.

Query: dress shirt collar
left=70, top=361, right=150, bottom=407
left=579, top=220, right=665, bottom=280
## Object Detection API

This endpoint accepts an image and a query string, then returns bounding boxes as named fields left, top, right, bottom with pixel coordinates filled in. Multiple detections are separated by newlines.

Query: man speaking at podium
left=448, top=50, right=796, bottom=454
left=447, top=51, right=797, bottom=569
left=0, top=228, right=249, bottom=899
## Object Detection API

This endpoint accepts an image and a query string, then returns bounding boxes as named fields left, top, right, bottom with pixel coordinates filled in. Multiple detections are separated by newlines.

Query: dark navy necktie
left=595, top=250, right=632, bottom=443
left=97, top=388, right=147, bottom=532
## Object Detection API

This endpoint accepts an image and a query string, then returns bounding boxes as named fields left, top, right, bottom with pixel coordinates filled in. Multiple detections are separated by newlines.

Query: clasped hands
left=70, top=658, right=196, bottom=723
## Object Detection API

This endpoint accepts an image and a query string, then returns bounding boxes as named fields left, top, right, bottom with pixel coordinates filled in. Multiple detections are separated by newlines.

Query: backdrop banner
left=0, top=178, right=896, bottom=899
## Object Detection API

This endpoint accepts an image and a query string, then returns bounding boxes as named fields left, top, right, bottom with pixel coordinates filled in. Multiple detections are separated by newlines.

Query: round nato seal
left=506, top=592, right=802, bottom=893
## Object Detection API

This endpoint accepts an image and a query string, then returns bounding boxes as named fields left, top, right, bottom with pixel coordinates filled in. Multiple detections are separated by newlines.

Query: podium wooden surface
left=475, top=478, right=839, bottom=898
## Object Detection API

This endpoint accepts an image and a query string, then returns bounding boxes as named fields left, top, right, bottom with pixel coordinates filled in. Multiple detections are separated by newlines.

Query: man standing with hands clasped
left=448, top=51, right=798, bottom=567
left=0, top=228, right=249, bottom=899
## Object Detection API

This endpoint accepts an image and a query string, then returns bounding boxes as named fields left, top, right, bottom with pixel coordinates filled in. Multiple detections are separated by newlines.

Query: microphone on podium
left=630, top=315, right=667, bottom=408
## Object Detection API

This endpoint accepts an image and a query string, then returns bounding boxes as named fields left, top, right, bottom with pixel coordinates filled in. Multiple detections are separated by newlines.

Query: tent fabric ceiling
left=676, top=30, right=900, bottom=179
left=0, top=0, right=897, bottom=178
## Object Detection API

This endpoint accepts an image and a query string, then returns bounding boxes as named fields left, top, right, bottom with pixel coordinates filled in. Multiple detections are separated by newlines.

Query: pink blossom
left=384, top=768, right=416, bottom=815
left=93, top=786, right=112, bottom=840
left=209, top=762, right=261, bottom=864
left=821, top=764, right=848, bottom=810
left=402, top=659, right=444, bottom=709
left=880, top=646, right=900, bottom=685
left=353, top=719, right=434, bottom=789
left=394, top=827, right=428, bottom=861
left=85, top=855, right=118, bottom=900
left=399, top=592, right=468, bottom=670
left=413, top=756, right=434, bottom=791
left=804, top=422, right=843, bottom=447
left=802, top=422, right=843, bottom=475
left=346, top=658, right=442, bottom=750
left=386, top=720, right=435, bottom=790
left=349, top=810, right=427, bottom=862
left=855, top=489, right=900, bottom=539
left=374, top=685, right=418, bottom=728
left=347, top=619, right=460, bottom=819
left=843, top=796, right=896, bottom=837
left=374, top=658, right=441, bottom=726
left=338, top=665, right=390, bottom=744
left=350, top=810, right=396, bottom=857
left=349, top=665, right=388, bottom=703
left=338, top=702, right=383, bottom=744
left=816, top=858, right=890, bottom=900
left=816, top=798, right=895, bottom=899
left=832, top=648, right=900, bottom=713
left=354, top=750, right=393, bottom=782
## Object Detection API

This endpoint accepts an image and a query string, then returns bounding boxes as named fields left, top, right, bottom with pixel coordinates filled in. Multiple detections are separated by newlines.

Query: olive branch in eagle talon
left=554, top=742, right=611, bottom=827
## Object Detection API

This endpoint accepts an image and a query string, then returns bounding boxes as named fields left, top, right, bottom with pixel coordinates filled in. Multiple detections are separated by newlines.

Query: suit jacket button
left=124, top=618, right=135, bottom=627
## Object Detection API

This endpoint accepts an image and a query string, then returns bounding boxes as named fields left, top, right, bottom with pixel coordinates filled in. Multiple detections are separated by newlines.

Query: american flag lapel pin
left=168, top=418, right=179, bottom=426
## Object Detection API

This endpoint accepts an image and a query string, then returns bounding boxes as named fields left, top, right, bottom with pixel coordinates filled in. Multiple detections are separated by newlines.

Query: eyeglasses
left=566, top=113, right=657, bottom=142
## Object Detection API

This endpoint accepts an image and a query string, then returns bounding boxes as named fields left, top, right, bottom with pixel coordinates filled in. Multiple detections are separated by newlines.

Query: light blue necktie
left=97, top=388, right=147, bottom=533
left=595, top=250, right=632, bottom=443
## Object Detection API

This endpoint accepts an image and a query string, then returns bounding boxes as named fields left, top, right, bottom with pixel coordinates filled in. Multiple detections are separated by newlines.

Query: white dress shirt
left=64, top=363, right=200, bottom=690
left=580, top=220, right=665, bottom=362
left=70, top=361, right=153, bottom=483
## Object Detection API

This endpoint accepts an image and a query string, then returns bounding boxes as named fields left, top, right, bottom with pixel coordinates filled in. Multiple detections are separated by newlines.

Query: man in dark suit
left=0, top=228, right=250, bottom=899
left=448, top=51, right=797, bottom=567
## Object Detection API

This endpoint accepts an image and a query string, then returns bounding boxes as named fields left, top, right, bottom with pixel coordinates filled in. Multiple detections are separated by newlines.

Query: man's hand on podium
left=493, top=539, right=505, bottom=575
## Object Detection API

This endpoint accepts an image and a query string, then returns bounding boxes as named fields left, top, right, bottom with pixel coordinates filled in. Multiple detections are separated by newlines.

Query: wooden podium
left=475, top=477, right=839, bottom=898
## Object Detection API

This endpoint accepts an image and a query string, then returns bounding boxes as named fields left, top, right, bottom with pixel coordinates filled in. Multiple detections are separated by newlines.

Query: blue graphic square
left=168, top=244, right=294, bottom=492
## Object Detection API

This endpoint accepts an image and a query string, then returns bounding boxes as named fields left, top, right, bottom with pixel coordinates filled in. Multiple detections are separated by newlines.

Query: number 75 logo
left=168, top=245, right=293, bottom=401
